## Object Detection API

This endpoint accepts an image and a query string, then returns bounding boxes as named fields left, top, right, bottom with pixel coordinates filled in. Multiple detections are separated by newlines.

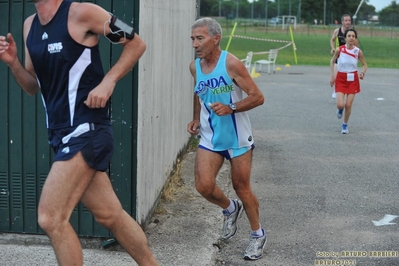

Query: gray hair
left=191, top=17, right=222, bottom=38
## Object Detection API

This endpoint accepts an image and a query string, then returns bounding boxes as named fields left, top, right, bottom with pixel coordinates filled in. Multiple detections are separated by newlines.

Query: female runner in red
left=330, top=29, right=367, bottom=134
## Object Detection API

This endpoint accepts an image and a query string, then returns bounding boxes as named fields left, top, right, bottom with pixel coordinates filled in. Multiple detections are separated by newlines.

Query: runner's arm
left=0, top=15, right=40, bottom=96
left=330, top=28, right=338, bottom=55
left=330, top=49, right=340, bottom=86
left=358, top=50, right=367, bottom=80
left=224, top=53, right=264, bottom=113
left=71, top=2, right=146, bottom=108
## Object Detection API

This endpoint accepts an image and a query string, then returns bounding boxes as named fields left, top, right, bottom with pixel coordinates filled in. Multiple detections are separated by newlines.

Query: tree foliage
left=378, top=1, right=399, bottom=26
left=199, top=0, right=396, bottom=25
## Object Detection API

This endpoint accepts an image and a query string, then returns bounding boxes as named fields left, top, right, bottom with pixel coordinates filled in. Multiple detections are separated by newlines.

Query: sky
left=367, top=0, right=396, bottom=12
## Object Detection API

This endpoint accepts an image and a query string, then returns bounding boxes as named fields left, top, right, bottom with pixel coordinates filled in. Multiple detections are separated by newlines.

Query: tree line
left=199, top=0, right=399, bottom=26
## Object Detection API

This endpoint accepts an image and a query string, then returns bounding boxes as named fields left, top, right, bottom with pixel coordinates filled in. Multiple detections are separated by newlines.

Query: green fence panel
left=0, top=0, right=139, bottom=238
left=22, top=0, right=42, bottom=234
left=108, top=0, right=138, bottom=222
left=0, top=0, right=10, bottom=232
left=9, top=0, right=25, bottom=233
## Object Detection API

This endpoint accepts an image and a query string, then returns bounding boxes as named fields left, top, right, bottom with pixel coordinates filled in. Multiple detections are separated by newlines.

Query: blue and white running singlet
left=26, top=0, right=110, bottom=130
left=194, top=51, right=254, bottom=151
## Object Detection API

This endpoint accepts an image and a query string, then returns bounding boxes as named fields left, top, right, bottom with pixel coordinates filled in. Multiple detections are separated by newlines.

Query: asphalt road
left=214, top=65, right=399, bottom=266
left=1, top=65, right=397, bottom=266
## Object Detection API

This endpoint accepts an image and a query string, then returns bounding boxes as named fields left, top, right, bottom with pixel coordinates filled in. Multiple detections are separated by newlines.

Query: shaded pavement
left=1, top=66, right=399, bottom=266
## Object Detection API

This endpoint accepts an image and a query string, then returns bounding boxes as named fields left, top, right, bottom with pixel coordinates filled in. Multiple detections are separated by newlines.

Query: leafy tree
left=378, top=1, right=399, bottom=26
left=198, top=0, right=380, bottom=25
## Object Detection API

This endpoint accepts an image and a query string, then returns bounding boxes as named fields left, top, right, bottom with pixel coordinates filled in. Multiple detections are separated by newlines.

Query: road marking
left=372, top=214, right=399, bottom=226
left=375, top=98, right=385, bottom=101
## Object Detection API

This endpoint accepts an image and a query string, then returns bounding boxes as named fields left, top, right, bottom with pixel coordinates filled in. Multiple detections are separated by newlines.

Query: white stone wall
left=136, top=0, right=197, bottom=224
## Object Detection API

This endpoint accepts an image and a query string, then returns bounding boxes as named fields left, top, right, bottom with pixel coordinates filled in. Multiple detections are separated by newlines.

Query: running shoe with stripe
left=221, top=199, right=244, bottom=241
left=336, top=108, right=343, bottom=119
left=341, top=123, right=349, bottom=134
left=243, top=229, right=267, bottom=260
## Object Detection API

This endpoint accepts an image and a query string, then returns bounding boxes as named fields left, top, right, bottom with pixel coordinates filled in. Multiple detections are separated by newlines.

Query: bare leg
left=230, top=150, right=260, bottom=231
left=81, top=172, right=158, bottom=266
left=195, top=148, right=230, bottom=209
left=336, top=92, right=345, bottom=110
left=344, top=94, right=356, bottom=123
left=38, top=152, right=97, bottom=266
left=332, top=64, right=338, bottom=98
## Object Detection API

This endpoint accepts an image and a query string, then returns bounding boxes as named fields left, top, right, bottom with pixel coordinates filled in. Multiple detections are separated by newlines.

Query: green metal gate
left=0, top=0, right=139, bottom=237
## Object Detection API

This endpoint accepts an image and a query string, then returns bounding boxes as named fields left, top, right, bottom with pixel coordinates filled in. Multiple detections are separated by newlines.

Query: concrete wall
left=136, top=1, right=197, bottom=224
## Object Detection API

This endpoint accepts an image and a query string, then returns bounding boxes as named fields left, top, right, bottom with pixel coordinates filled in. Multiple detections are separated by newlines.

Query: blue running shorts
left=198, top=144, right=255, bottom=160
left=48, top=123, right=114, bottom=171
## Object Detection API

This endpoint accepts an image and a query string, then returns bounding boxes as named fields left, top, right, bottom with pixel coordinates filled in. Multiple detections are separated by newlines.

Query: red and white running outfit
left=335, top=45, right=361, bottom=94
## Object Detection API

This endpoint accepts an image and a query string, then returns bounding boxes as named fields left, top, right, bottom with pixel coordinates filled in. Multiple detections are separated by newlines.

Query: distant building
left=368, top=15, right=379, bottom=23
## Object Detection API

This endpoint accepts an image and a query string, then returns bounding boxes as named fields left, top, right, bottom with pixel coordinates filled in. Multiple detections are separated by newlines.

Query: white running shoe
left=243, top=229, right=267, bottom=260
left=341, top=123, right=349, bottom=134
left=336, top=109, right=343, bottom=119
left=221, top=199, right=244, bottom=241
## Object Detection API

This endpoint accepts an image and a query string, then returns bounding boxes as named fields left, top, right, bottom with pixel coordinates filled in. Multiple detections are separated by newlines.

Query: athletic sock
left=251, top=224, right=264, bottom=237
left=225, top=199, right=236, bottom=214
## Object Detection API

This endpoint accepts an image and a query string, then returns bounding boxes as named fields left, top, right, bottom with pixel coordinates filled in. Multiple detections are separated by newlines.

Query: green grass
left=220, top=25, right=399, bottom=69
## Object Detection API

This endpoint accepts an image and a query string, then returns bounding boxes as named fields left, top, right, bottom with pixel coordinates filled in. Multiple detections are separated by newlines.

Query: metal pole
left=353, top=0, right=366, bottom=26
left=298, top=0, right=301, bottom=23
left=251, top=1, right=254, bottom=22
left=296, top=0, right=302, bottom=24
left=197, top=0, right=201, bottom=19
left=236, top=0, right=239, bottom=20
left=277, top=0, right=280, bottom=18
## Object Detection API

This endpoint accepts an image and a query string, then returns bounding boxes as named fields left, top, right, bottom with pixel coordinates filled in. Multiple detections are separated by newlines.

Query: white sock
left=226, top=199, right=236, bottom=214
left=251, top=224, right=264, bottom=236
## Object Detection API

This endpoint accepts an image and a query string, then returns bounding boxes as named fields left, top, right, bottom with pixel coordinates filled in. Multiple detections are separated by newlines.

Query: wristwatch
left=229, top=103, right=236, bottom=113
